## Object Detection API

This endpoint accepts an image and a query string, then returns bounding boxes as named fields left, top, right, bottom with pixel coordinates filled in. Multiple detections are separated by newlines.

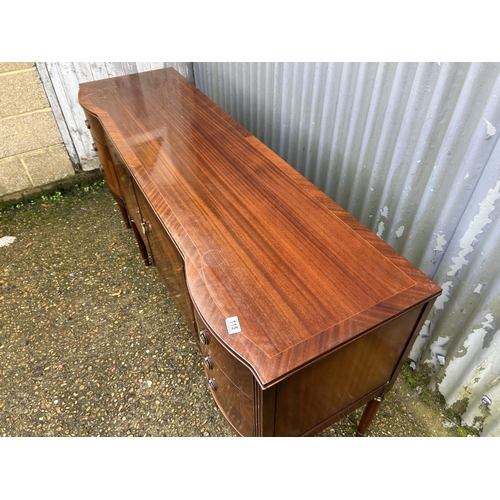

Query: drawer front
left=202, top=353, right=254, bottom=437
left=196, top=317, right=254, bottom=399
left=107, top=142, right=145, bottom=233
left=93, top=141, right=123, bottom=202
left=84, top=111, right=107, bottom=145
left=83, top=111, right=123, bottom=202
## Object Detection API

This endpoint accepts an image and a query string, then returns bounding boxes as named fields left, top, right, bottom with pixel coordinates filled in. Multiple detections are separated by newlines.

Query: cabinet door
left=133, top=182, right=197, bottom=337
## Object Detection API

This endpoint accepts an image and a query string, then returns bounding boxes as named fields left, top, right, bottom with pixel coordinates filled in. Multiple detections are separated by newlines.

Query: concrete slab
left=0, top=111, right=63, bottom=157
left=0, top=157, right=31, bottom=196
left=0, top=62, right=34, bottom=73
left=23, top=145, right=74, bottom=186
left=0, top=69, right=49, bottom=117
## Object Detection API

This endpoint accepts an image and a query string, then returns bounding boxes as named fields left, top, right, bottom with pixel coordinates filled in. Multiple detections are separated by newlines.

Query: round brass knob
left=204, top=356, right=212, bottom=370
left=199, top=330, right=208, bottom=345
left=208, top=377, right=216, bottom=391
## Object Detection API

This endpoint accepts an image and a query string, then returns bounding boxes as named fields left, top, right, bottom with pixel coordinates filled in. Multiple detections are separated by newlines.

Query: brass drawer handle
left=199, top=329, right=208, bottom=345
left=204, top=356, right=213, bottom=370
left=208, top=377, right=216, bottom=391
left=85, top=119, right=90, bottom=129
left=92, top=143, right=98, bottom=152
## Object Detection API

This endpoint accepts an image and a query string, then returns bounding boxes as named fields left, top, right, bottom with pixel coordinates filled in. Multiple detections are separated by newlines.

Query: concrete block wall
left=0, top=62, right=75, bottom=198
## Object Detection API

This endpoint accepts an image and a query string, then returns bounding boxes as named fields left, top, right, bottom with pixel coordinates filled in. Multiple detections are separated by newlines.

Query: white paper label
left=225, top=316, right=241, bottom=334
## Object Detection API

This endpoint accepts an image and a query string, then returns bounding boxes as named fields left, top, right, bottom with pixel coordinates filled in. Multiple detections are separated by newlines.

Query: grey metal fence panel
left=194, top=62, right=500, bottom=436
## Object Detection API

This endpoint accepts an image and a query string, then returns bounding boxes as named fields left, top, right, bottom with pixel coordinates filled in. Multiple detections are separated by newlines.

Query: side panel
left=274, top=305, right=424, bottom=436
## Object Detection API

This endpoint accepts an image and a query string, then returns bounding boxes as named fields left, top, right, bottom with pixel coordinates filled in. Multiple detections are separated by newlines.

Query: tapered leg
left=117, top=203, right=132, bottom=229
left=110, top=195, right=132, bottom=229
left=356, top=395, right=384, bottom=437
left=130, top=221, right=151, bottom=267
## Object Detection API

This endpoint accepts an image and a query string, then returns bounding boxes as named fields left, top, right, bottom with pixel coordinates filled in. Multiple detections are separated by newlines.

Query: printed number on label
left=225, top=316, right=241, bottom=334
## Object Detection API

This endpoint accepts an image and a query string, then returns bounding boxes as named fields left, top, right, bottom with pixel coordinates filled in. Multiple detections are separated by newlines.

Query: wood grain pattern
left=205, top=359, right=255, bottom=437
left=133, top=180, right=197, bottom=337
left=273, top=304, right=423, bottom=436
left=195, top=314, right=254, bottom=398
left=78, top=68, right=441, bottom=391
left=83, top=109, right=130, bottom=228
left=107, top=138, right=151, bottom=263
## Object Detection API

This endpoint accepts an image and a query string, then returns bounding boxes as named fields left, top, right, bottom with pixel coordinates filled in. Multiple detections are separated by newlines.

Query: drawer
left=196, top=320, right=254, bottom=399
left=202, top=354, right=254, bottom=437
left=84, top=111, right=107, bottom=145
left=90, top=140, right=123, bottom=201
left=108, top=143, right=144, bottom=227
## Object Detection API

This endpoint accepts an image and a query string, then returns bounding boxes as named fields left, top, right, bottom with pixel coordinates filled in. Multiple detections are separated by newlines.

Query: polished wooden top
left=79, top=68, right=441, bottom=387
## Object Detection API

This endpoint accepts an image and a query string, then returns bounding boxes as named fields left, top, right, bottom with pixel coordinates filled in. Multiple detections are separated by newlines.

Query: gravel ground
left=0, top=179, right=464, bottom=437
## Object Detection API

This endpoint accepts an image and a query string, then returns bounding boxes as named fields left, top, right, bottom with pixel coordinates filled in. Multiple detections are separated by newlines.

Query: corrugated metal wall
left=36, top=62, right=193, bottom=171
left=194, top=62, right=500, bottom=436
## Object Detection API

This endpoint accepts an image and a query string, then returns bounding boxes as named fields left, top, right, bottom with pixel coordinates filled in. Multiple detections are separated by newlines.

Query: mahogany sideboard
left=78, top=68, right=441, bottom=437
